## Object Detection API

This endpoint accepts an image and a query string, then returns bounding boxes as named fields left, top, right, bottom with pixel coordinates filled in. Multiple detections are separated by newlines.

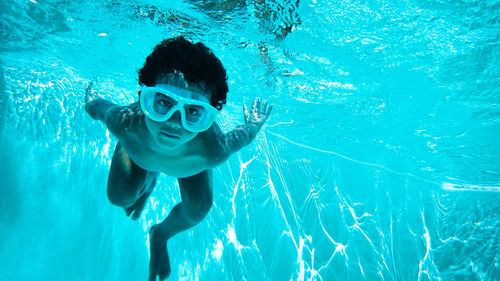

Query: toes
left=158, top=264, right=171, bottom=280
left=149, top=231, right=170, bottom=281
left=131, top=211, right=141, bottom=220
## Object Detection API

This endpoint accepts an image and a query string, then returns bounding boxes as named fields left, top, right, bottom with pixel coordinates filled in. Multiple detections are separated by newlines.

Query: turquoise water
left=1, top=0, right=499, bottom=280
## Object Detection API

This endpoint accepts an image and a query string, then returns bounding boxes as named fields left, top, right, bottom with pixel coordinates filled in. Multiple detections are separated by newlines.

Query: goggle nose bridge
left=140, top=85, right=218, bottom=132
left=159, top=103, right=185, bottom=123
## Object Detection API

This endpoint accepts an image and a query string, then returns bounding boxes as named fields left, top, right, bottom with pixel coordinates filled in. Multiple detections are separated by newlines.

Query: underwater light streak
left=267, top=131, right=500, bottom=192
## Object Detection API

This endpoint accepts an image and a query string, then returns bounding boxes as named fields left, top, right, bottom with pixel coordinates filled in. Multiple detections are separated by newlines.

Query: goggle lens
left=140, top=86, right=217, bottom=132
left=153, top=92, right=176, bottom=115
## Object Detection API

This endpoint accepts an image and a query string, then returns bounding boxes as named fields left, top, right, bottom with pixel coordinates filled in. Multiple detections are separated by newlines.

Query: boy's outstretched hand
left=84, top=81, right=112, bottom=121
left=84, top=81, right=97, bottom=105
left=84, top=81, right=101, bottom=115
left=243, top=98, right=272, bottom=140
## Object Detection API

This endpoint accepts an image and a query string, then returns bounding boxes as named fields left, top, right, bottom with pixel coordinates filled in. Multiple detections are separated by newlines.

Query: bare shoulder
left=107, top=102, right=145, bottom=139
left=198, top=122, right=229, bottom=167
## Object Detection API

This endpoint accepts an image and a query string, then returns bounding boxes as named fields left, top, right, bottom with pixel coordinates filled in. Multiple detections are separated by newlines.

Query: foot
left=149, top=225, right=171, bottom=281
left=124, top=188, right=152, bottom=220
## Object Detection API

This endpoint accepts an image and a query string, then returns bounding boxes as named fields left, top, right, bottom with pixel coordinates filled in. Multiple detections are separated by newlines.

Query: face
left=143, top=74, right=212, bottom=149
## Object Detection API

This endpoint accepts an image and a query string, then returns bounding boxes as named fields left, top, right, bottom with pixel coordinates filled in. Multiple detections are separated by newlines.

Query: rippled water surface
left=1, top=0, right=499, bottom=280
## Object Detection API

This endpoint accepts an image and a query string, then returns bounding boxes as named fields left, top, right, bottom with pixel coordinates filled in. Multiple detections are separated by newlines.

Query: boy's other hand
left=84, top=81, right=106, bottom=115
left=84, top=81, right=98, bottom=113
left=243, top=98, right=273, bottom=138
left=84, top=81, right=97, bottom=104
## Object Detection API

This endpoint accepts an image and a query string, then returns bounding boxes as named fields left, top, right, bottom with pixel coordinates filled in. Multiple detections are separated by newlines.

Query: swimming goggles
left=140, top=84, right=218, bottom=133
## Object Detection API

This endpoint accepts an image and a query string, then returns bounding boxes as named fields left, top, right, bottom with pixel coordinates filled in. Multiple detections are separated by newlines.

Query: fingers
left=85, top=81, right=92, bottom=92
left=260, top=103, right=272, bottom=123
left=262, top=100, right=271, bottom=114
left=85, top=81, right=96, bottom=104
left=243, top=104, right=249, bottom=123
left=245, top=98, right=273, bottom=125
left=85, top=81, right=95, bottom=97
left=265, top=104, right=273, bottom=119
left=257, top=99, right=271, bottom=115
left=247, top=99, right=273, bottom=115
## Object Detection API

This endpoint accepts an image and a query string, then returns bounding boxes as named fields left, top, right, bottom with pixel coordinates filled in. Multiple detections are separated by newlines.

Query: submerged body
left=85, top=37, right=272, bottom=281
left=106, top=101, right=223, bottom=178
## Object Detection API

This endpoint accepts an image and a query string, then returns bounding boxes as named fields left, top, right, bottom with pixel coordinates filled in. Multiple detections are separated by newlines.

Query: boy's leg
left=148, top=169, right=213, bottom=280
left=107, top=142, right=157, bottom=219
left=159, top=169, right=214, bottom=239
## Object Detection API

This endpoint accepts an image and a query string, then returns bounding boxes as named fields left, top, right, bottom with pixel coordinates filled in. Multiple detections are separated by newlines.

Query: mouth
left=160, top=131, right=180, bottom=139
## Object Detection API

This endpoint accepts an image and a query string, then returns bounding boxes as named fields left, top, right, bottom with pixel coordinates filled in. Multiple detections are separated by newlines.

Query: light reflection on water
left=0, top=0, right=499, bottom=280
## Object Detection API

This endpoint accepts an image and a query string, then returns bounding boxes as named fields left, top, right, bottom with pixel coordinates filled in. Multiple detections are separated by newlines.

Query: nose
left=159, top=110, right=183, bottom=132
left=168, top=110, right=182, bottom=122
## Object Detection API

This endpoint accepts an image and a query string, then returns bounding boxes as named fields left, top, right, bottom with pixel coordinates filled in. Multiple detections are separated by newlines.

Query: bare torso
left=116, top=112, right=222, bottom=178
left=84, top=77, right=272, bottom=281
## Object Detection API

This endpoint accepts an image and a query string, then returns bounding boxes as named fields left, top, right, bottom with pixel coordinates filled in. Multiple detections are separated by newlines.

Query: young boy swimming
left=84, top=36, right=272, bottom=280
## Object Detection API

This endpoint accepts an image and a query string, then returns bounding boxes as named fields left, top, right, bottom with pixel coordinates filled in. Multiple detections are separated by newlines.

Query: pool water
left=0, top=0, right=499, bottom=280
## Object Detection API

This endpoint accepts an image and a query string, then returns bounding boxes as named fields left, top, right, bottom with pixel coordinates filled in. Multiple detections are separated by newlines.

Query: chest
left=120, top=136, right=210, bottom=178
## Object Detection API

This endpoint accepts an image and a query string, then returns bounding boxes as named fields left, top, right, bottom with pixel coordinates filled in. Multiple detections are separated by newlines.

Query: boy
left=84, top=36, right=272, bottom=280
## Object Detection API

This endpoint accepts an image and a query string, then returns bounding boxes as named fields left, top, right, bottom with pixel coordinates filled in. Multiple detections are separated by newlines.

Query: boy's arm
left=218, top=98, right=272, bottom=160
left=84, top=82, right=140, bottom=137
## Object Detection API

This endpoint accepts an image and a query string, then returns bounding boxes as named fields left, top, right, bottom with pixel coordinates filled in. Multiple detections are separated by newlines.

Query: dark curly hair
left=138, top=36, right=228, bottom=110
